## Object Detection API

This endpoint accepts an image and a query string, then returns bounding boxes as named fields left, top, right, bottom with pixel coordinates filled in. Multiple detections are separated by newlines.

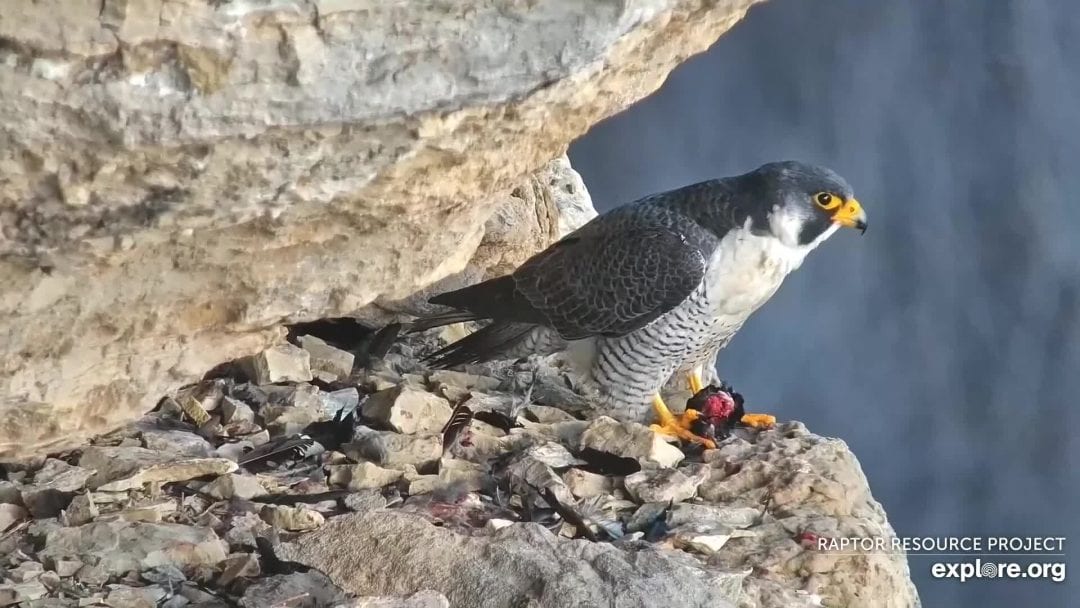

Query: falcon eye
left=814, top=192, right=840, bottom=210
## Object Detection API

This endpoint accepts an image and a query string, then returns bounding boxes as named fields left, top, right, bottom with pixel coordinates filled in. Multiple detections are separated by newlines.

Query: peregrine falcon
left=412, top=161, right=867, bottom=448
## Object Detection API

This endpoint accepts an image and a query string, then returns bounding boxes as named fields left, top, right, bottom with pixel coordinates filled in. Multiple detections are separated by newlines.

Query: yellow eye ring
left=814, top=192, right=841, bottom=210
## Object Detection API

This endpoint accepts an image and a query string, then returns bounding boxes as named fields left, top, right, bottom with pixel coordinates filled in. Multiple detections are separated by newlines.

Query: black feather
left=441, top=402, right=474, bottom=451
left=367, top=322, right=403, bottom=359
left=427, top=276, right=530, bottom=321
left=237, top=434, right=315, bottom=467
left=423, top=321, right=535, bottom=369
left=536, top=486, right=598, bottom=542
left=255, top=537, right=310, bottom=575
left=473, top=410, right=521, bottom=433
left=303, top=403, right=360, bottom=452
left=285, top=317, right=370, bottom=351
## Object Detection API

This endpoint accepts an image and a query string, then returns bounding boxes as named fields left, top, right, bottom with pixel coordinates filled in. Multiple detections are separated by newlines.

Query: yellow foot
left=740, top=413, right=777, bottom=429
left=650, top=394, right=716, bottom=449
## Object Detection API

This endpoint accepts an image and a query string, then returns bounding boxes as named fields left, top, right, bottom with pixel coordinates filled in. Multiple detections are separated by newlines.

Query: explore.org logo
left=930, top=559, right=1066, bottom=583
left=810, top=535, right=1067, bottom=584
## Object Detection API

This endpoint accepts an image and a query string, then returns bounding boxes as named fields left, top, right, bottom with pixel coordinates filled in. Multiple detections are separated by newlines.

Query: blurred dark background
left=570, top=0, right=1078, bottom=605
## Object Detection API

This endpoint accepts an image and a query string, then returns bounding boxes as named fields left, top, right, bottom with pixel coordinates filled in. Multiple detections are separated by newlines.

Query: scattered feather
left=238, top=434, right=315, bottom=467
left=536, top=486, right=598, bottom=542
left=441, top=401, right=474, bottom=452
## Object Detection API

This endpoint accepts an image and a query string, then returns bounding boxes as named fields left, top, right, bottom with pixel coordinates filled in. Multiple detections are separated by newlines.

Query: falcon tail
left=423, top=321, right=535, bottom=369
left=406, top=275, right=519, bottom=334
left=429, top=276, right=538, bottom=322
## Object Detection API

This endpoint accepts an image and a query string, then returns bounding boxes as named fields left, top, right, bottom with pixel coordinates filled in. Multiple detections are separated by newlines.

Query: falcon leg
left=649, top=393, right=716, bottom=449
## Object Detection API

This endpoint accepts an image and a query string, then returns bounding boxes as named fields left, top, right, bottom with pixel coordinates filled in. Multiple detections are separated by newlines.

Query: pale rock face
left=0, top=0, right=763, bottom=459
left=78, top=446, right=237, bottom=491
left=328, top=462, right=404, bottom=491
left=562, top=468, right=615, bottom=499
left=259, top=505, right=325, bottom=532
left=297, top=335, right=355, bottom=382
left=248, top=344, right=313, bottom=385
left=203, top=474, right=267, bottom=501
left=39, top=521, right=228, bottom=576
left=623, top=464, right=709, bottom=503
left=579, top=416, right=686, bottom=469
left=361, top=386, right=453, bottom=435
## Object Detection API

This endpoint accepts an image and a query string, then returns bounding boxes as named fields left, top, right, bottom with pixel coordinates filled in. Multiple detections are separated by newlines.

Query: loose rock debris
left=0, top=329, right=914, bottom=608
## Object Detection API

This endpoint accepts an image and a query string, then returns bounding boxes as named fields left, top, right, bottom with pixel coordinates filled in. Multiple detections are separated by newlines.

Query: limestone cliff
left=0, top=0, right=762, bottom=457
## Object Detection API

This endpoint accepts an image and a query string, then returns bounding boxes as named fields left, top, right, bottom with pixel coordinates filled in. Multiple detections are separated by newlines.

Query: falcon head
left=747, top=161, right=868, bottom=247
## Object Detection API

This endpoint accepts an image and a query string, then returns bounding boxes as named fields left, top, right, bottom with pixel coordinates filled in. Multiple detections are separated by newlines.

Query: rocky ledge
left=0, top=329, right=920, bottom=608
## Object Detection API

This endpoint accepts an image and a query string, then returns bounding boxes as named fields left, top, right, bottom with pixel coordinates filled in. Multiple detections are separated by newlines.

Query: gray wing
left=511, top=213, right=712, bottom=340
left=427, top=183, right=737, bottom=341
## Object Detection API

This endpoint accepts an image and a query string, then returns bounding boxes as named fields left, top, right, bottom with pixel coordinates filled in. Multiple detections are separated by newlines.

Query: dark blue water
left=570, top=1, right=1079, bottom=605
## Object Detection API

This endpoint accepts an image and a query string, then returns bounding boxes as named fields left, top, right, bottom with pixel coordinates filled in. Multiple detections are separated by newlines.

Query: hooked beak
left=832, top=198, right=868, bottom=234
